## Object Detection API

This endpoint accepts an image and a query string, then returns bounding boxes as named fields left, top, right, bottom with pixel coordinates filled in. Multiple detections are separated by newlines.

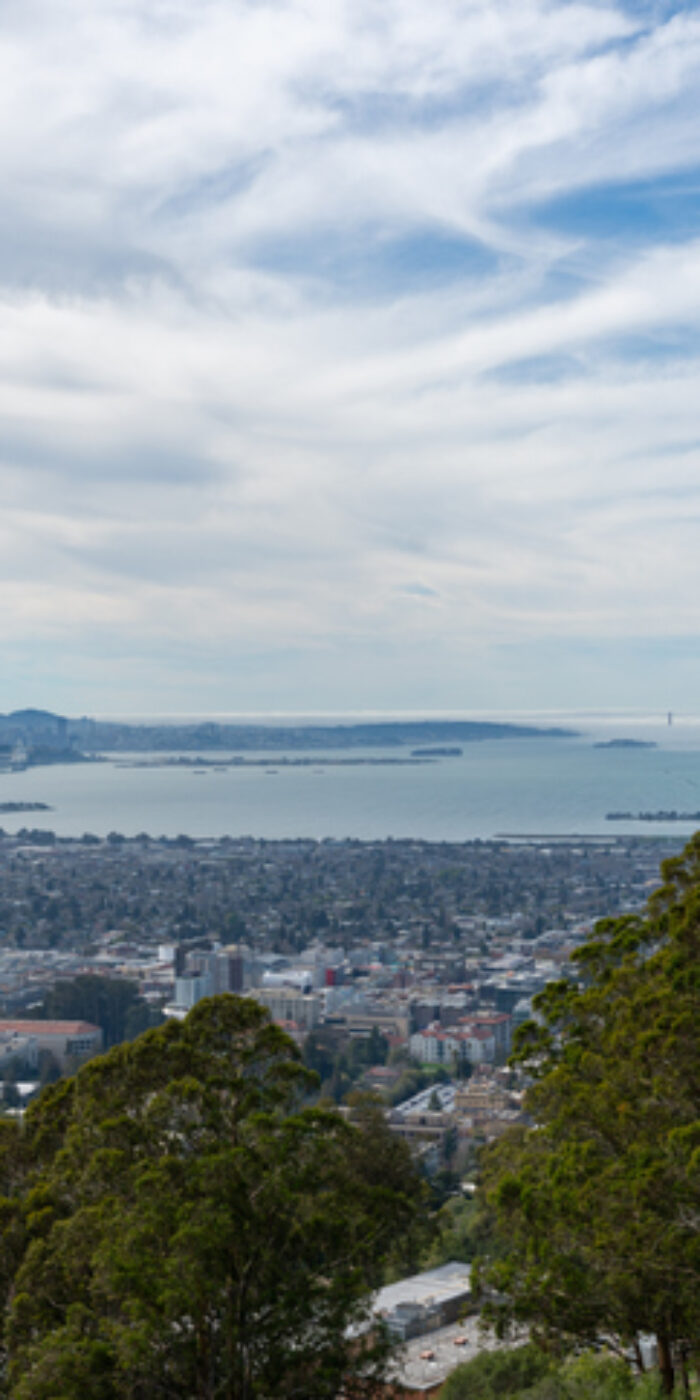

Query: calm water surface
left=2, top=712, right=700, bottom=841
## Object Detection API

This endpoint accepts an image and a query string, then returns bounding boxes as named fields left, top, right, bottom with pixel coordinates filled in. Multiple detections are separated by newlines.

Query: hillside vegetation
left=0, top=997, right=426, bottom=1399
left=0, top=837, right=696, bottom=1396
left=477, top=835, right=700, bottom=1395
left=441, top=1344, right=673, bottom=1400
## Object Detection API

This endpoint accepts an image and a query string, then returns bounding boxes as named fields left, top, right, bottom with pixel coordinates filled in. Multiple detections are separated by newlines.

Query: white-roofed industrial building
left=372, top=1262, right=472, bottom=1341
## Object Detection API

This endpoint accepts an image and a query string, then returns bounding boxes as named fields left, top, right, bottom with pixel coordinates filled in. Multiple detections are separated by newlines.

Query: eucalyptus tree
left=478, top=836, right=700, bottom=1394
left=2, top=996, right=426, bottom=1399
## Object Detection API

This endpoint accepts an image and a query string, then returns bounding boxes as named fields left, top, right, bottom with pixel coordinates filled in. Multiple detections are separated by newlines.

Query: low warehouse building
left=372, top=1262, right=472, bottom=1341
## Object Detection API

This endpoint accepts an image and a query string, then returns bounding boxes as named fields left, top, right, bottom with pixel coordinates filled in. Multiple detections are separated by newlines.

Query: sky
left=2, top=0, right=700, bottom=717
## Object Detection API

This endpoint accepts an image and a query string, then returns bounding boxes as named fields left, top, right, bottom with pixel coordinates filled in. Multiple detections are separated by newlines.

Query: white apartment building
left=409, top=1023, right=496, bottom=1067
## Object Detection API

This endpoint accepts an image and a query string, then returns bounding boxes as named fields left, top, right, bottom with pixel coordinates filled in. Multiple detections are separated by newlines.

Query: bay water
left=1, top=711, right=700, bottom=842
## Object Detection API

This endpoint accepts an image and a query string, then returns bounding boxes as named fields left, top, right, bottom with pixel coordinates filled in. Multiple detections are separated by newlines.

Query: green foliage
left=344, top=1094, right=435, bottom=1277
left=421, top=1191, right=496, bottom=1268
left=1, top=995, right=426, bottom=1399
left=440, top=1342, right=553, bottom=1399
left=386, top=1061, right=449, bottom=1106
left=1, top=1083, right=19, bottom=1110
left=37, top=1049, right=61, bottom=1087
left=478, top=835, right=700, bottom=1395
left=303, top=1025, right=389, bottom=1103
left=440, top=1347, right=667, bottom=1400
left=541, top=1352, right=640, bottom=1400
left=39, top=973, right=162, bottom=1048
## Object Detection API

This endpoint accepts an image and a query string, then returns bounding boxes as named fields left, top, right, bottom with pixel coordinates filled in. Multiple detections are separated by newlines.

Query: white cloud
left=1, top=0, right=699, bottom=710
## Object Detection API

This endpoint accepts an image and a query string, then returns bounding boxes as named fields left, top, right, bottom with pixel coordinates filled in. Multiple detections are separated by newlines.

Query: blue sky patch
left=248, top=226, right=499, bottom=298
left=528, top=172, right=700, bottom=248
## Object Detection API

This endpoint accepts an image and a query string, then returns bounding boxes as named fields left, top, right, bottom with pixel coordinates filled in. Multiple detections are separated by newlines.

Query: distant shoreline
left=0, top=710, right=578, bottom=764
left=0, top=801, right=53, bottom=813
left=76, top=716, right=578, bottom=752
left=116, top=755, right=437, bottom=769
left=607, top=810, right=700, bottom=822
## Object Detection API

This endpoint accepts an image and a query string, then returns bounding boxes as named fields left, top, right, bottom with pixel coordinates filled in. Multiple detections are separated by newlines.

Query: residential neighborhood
left=0, top=829, right=674, bottom=1162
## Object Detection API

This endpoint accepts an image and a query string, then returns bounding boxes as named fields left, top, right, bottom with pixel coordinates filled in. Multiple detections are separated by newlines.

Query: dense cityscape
left=3, top=0, right=700, bottom=1388
left=0, top=717, right=694, bottom=1395
left=0, top=829, right=675, bottom=1115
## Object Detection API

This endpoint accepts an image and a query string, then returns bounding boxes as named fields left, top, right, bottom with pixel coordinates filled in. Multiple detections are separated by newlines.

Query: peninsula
left=0, top=709, right=577, bottom=766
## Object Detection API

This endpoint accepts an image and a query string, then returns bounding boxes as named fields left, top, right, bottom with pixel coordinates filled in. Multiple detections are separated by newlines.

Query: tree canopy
left=440, top=1344, right=665, bottom=1400
left=39, top=973, right=160, bottom=1048
left=477, top=835, right=700, bottom=1394
left=0, top=995, right=426, bottom=1399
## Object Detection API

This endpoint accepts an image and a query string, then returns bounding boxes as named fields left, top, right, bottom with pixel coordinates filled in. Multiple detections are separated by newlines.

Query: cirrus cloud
left=1, top=0, right=700, bottom=713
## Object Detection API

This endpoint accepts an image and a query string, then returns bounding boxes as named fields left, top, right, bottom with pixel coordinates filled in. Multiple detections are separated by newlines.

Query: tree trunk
left=678, top=1345, right=691, bottom=1400
left=657, top=1333, right=675, bottom=1396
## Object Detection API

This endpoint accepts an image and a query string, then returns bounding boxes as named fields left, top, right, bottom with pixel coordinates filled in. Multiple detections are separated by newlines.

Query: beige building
left=0, top=1020, right=103, bottom=1070
left=248, top=988, right=321, bottom=1031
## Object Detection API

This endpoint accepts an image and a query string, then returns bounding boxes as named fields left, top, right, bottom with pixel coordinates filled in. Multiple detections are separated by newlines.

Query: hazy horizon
left=0, top=703, right=686, bottom=723
left=5, top=703, right=698, bottom=748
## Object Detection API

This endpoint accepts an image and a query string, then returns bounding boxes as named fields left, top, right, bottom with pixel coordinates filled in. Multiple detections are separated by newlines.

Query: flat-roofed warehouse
left=372, top=1262, right=472, bottom=1341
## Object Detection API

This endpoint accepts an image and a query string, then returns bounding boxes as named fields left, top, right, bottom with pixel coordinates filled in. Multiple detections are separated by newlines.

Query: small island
left=0, top=801, right=53, bottom=813
left=607, top=809, right=700, bottom=822
left=594, top=739, right=657, bottom=749
left=410, top=746, right=463, bottom=757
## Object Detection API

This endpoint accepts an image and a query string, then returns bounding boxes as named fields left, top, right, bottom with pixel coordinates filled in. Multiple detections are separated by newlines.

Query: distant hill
left=1, top=709, right=67, bottom=732
left=0, top=711, right=577, bottom=755
left=0, top=710, right=71, bottom=760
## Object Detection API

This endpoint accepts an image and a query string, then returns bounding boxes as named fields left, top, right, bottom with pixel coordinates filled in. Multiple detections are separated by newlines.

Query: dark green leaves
left=3, top=995, right=425, bottom=1399
left=478, top=836, right=700, bottom=1393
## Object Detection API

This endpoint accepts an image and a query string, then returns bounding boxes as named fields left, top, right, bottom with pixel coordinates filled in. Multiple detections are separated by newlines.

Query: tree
left=40, top=973, right=161, bottom=1049
left=367, top=1025, right=389, bottom=1066
left=440, top=1346, right=662, bottom=1400
left=3, top=995, right=426, bottom=1399
left=439, top=1342, right=553, bottom=1400
left=477, top=836, right=700, bottom=1394
left=421, top=1192, right=496, bottom=1270
left=1, top=1081, right=19, bottom=1110
left=36, top=1048, right=61, bottom=1087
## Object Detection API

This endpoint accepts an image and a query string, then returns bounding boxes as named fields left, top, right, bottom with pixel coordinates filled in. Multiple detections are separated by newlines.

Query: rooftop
left=0, top=1020, right=101, bottom=1035
left=373, top=1261, right=472, bottom=1317
left=387, top=1317, right=521, bottom=1394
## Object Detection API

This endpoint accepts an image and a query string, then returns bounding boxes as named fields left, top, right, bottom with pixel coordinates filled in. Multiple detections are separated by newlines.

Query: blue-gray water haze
left=1, top=711, right=700, bottom=842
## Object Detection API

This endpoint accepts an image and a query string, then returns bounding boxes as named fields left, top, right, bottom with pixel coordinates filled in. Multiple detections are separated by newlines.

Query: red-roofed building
left=0, top=1020, right=103, bottom=1069
left=468, top=1012, right=512, bottom=1059
left=409, top=1023, right=496, bottom=1067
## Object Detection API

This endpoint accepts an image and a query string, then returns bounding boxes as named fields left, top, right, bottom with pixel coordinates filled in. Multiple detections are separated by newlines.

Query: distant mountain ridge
left=4, top=709, right=68, bottom=729
left=0, top=710, right=577, bottom=755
